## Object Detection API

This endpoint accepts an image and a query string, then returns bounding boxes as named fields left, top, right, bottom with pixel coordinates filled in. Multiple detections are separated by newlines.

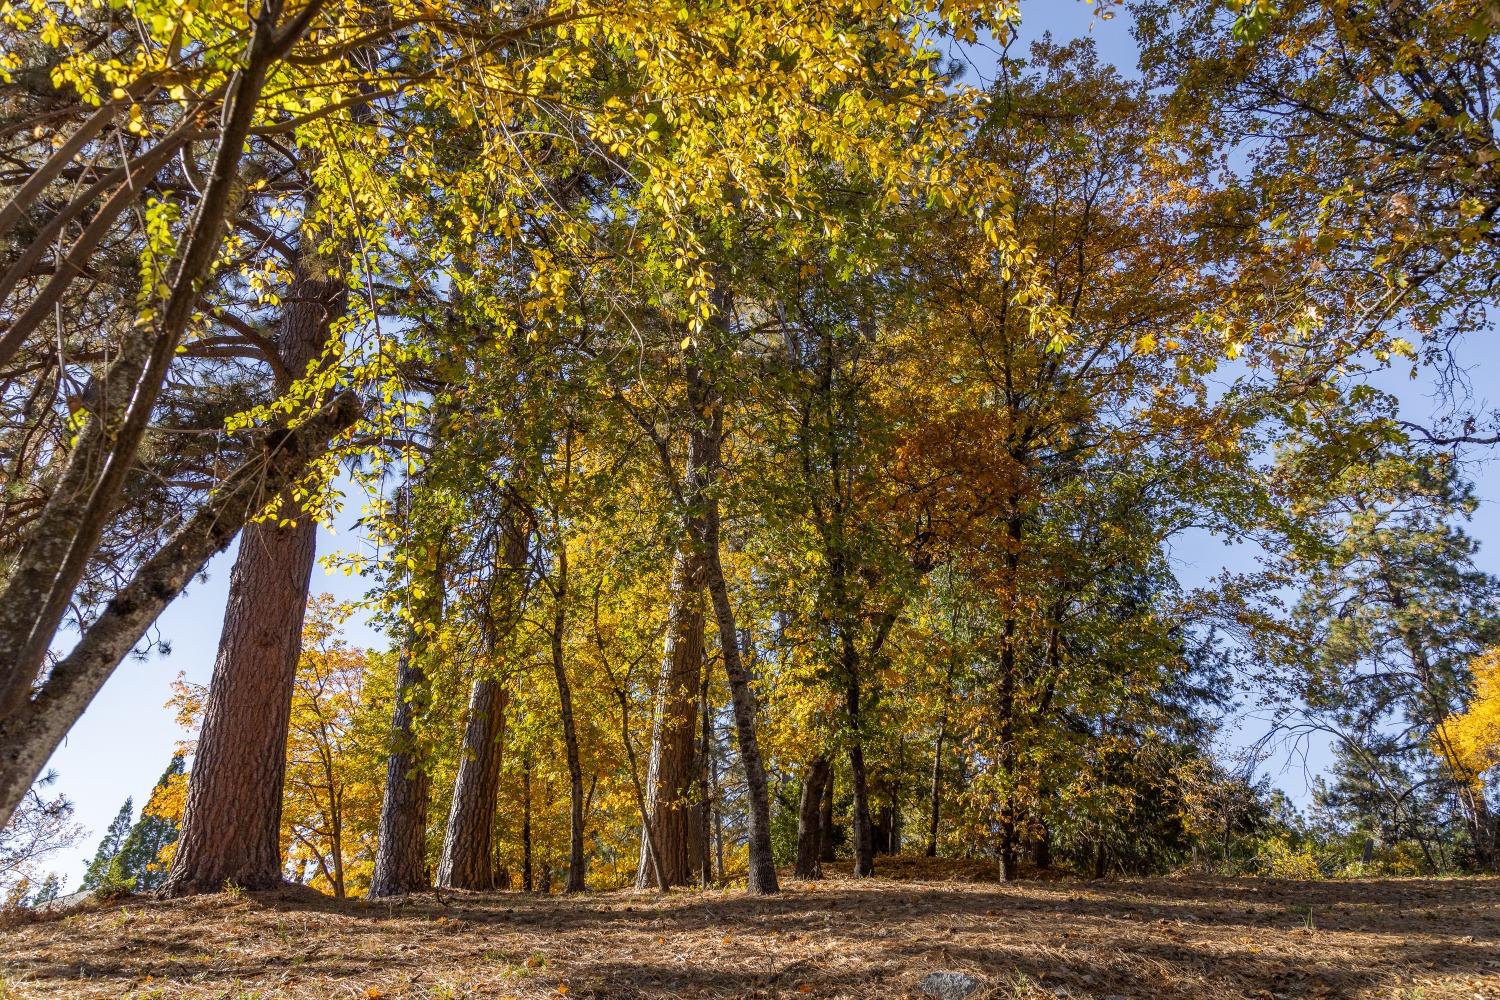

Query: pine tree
left=116, top=757, right=185, bottom=892
left=79, top=798, right=133, bottom=892
left=27, top=873, right=61, bottom=908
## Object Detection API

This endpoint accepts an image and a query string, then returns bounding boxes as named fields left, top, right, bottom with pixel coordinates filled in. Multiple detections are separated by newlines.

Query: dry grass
left=2, top=858, right=1495, bottom=999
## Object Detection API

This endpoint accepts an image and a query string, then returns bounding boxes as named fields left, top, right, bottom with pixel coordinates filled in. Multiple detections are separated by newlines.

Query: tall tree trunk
left=996, top=515, right=1022, bottom=883
left=926, top=719, right=945, bottom=857
left=436, top=678, right=508, bottom=889
left=368, top=644, right=431, bottom=898
left=636, top=547, right=705, bottom=889
left=795, top=757, right=830, bottom=878
left=162, top=263, right=345, bottom=896
left=698, top=668, right=714, bottom=888
left=0, top=393, right=356, bottom=828
left=329, top=800, right=345, bottom=899
left=437, top=512, right=527, bottom=889
left=521, top=762, right=533, bottom=892
left=819, top=767, right=836, bottom=862
left=703, top=551, right=777, bottom=894
left=551, top=546, right=587, bottom=894
left=692, top=365, right=777, bottom=894
left=846, top=660, right=875, bottom=877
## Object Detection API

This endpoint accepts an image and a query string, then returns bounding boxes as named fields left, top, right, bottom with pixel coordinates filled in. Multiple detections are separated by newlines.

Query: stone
left=917, top=971, right=982, bottom=999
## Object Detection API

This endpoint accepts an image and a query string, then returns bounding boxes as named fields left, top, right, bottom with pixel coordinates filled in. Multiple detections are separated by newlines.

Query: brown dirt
left=2, top=859, right=1496, bottom=999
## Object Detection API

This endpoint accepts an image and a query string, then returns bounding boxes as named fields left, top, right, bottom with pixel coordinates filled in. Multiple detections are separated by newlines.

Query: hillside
left=3, top=864, right=1496, bottom=999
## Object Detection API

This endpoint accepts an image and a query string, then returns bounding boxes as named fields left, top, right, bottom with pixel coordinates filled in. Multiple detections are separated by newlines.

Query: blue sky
left=38, top=3, right=1500, bottom=885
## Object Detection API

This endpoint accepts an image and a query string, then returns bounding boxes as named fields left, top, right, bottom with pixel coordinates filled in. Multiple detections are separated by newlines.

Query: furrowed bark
left=367, top=643, right=431, bottom=898
left=436, top=678, right=509, bottom=889
left=162, top=258, right=347, bottom=896
left=0, top=0, right=306, bottom=729
left=0, top=392, right=359, bottom=825
left=635, top=546, right=706, bottom=889
left=438, top=513, right=528, bottom=890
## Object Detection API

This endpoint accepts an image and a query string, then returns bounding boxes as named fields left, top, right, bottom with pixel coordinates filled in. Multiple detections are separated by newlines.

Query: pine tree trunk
left=368, top=646, right=431, bottom=898
left=436, top=678, right=507, bottom=889
left=437, top=512, right=526, bottom=889
left=162, top=515, right=315, bottom=895
left=636, top=547, right=705, bottom=889
left=795, top=757, right=830, bottom=878
left=162, top=267, right=343, bottom=897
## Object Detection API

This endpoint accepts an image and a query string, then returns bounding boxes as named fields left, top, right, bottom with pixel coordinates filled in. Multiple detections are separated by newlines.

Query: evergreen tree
left=79, top=798, right=132, bottom=892
left=27, top=873, right=61, bottom=908
left=116, top=757, right=185, bottom=892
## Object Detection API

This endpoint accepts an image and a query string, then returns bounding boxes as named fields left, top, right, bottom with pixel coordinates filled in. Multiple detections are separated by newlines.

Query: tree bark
left=693, top=368, right=777, bottom=895
left=367, top=644, right=431, bottom=898
left=437, top=511, right=527, bottom=889
left=521, top=763, right=533, bottom=892
left=926, top=720, right=945, bottom=857
left=163, top=262, right=345, bottom=896
left=996, top=516, right=1022, bottom=883
left=0, top=393, right=358, bottom=827
left=163, top=517, right=315, bottom=893
left=819, top=767, right=836, bottom=862
left=697, top=668, right=714, bottom=888
left=0, top=2, right=302, bottom=735
left=436, top=678, right=508, bottom=889
left=795, top=757, right=830, bottom=878
left=846, top=664, right=875, bottom=877
left=551, top=546, right=587, bottom=894
left=636, top=547, right=705, bottom=889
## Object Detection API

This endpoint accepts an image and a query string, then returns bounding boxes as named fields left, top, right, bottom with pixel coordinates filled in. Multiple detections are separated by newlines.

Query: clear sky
left=37, top=3, right=1500, bottom=887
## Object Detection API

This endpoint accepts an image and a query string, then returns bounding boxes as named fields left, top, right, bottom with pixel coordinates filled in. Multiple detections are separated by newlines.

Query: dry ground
left=2, top=858, right=1496, bottom=999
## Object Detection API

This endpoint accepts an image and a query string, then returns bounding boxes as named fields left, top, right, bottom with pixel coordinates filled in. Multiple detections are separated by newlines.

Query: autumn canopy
left=1, top=0, right=1498, bottom=905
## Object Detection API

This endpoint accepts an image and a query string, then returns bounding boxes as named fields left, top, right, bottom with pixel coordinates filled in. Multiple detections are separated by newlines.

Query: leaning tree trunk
left=635, top=547, right=706, bottom=889
left=0, top=394, right=357, bottom=828
left=795, top=757, right=830, bottom=878
left=692, top=358, right=777, bottom=895
left=368, top=644, right=431, bottom=898
left=437, top=512, right=528, bottom=889
left=161, top=262, right=345, bottom=896
left=436, top=677, right=508, bottom=889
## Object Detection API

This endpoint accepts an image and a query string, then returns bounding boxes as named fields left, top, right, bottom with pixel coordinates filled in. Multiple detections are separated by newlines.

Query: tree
left=1135, top=0, right=1500, bottom=440
left=0, top=772, right=82, bottom=900
left=80, top=798, right=133, bottom=892
left=116, top=756, right=186, bottom=893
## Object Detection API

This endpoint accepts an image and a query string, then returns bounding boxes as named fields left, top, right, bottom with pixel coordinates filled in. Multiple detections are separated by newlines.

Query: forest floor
left=1, top=857, right=1495, bottom=1000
